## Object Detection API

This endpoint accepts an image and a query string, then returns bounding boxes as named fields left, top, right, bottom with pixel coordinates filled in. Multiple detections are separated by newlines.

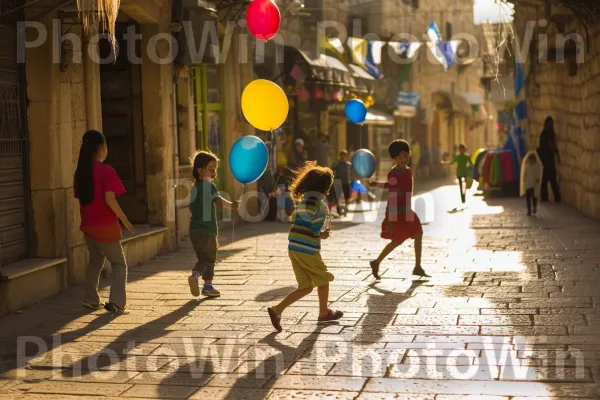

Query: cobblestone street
left=1, top=181, right=600, bottom=399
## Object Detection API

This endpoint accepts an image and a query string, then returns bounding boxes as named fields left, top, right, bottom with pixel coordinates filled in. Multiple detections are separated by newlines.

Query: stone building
left=507, top=0, right=600, bottom=219
left=0, top=0, right=254, bottom=315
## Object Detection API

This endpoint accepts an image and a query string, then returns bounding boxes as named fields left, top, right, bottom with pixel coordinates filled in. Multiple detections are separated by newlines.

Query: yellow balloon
left=241, top=79, right=289, bottom=131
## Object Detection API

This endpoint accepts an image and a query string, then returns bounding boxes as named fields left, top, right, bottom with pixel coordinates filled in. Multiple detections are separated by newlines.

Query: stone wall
left=513, top=7, right=600, bottom=219
left=24, top=10, right=90, bottom=287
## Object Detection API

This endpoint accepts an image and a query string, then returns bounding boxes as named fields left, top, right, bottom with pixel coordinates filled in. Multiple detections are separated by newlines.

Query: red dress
left=381, top=167, right=423, bottom=242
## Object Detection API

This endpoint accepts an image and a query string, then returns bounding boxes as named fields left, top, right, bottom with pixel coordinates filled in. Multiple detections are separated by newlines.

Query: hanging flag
left=347, top=37, right=368, bottom=69
left=391, top=42, right=422, bottom=89
left=427, top=40, right=461, bottom=71
left=366, top=41, right=384, bottom=79
left=393, top=42, right=422, bottom=59
left=503, top=49, right=528, bottom=179
left=427, top=22, right=442, bottom=46
left=320, top=35, right=346, bottom=63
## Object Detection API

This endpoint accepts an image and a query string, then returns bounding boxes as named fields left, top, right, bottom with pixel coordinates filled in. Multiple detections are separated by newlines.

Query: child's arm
left=369, top=180, right=388, bottom=189
left=105, top=192, right=134, bottom=233
left=441, top=155, right=456, bottom=165
left=216, top=197, right=239, bottom=210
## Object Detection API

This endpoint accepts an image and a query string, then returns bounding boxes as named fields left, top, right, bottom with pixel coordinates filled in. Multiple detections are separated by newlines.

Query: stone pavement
left=1, top=180, right=600, bottom=399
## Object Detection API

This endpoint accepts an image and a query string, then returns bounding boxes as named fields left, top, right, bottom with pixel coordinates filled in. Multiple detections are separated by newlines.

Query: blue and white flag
left=393, top=42, right=422, bottom=59
left=427, top=40, right=461, bottom=71
left=503, top=51, right=528, bottom=178
left=366, top=41, right=384, bottom=78
left=427, top=22, right=442, bottom=46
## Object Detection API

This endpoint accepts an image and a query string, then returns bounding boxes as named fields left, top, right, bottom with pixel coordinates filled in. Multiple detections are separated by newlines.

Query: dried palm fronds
left=76, top=0, right=120, bottom=49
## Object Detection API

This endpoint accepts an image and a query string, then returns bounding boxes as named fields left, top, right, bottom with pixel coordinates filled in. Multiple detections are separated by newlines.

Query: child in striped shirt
left=267, top=162, right=343, bottom=332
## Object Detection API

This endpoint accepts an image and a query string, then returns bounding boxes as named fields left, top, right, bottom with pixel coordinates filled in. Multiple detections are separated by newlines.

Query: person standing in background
left=537, top=116, right=561, bottom=203
left=315, top=133, right=331, bottom=167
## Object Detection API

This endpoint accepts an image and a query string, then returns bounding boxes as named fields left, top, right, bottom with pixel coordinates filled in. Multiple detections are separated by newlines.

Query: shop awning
left=348, top=64, right=375, bottom=80
left=283, top=46, right=355, bottom=88
left=433, top=91, right=472, bottom=116
left=362, top=108, right=394, bottom=126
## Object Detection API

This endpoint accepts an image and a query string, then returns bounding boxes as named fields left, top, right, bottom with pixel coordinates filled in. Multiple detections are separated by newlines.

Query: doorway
left=99, top=22, right=147, bottom=223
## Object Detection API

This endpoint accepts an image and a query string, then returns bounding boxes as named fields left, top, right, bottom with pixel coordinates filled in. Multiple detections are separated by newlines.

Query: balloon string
left=230, top=183, right=245, bottom=258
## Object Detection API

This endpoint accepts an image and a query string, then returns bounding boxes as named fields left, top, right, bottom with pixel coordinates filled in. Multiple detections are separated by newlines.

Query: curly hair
left=288, top=161, right=334, bottom=203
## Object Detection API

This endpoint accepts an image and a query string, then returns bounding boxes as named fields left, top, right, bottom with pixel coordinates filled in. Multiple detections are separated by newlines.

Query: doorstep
left=0, top=258, right=67, bottom=316
left=0, top=258, right=67, bottom=282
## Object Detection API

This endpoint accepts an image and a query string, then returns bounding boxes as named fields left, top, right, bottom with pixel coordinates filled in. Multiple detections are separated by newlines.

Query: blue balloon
left=345, top=99, right=367, bottom=124
left=229, top=136, right=269, bottom=184
left=351, top=180, right=369, bottom=193
left=351, top=148, right=376, bottom=178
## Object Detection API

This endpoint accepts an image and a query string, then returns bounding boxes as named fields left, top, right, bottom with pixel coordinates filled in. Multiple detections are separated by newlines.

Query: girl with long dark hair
left=537, top=116, right=561, bottom=202
left=75, top=130, right=133, bottom=314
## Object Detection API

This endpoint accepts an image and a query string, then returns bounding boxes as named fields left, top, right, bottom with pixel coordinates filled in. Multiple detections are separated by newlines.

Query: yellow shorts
left=289, top=250, right=334, bottom=289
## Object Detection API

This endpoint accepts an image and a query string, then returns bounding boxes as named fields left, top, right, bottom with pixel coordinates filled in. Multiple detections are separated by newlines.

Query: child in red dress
left=369, top=139, right=430, bottom=280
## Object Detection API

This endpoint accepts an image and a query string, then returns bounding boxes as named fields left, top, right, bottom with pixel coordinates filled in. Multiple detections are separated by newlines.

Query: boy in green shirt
left=442, top=144, right=472, bottom=204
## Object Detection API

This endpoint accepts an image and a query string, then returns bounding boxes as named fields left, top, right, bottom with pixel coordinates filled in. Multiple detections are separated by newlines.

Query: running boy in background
left=442, top=144, right=472, bottom=204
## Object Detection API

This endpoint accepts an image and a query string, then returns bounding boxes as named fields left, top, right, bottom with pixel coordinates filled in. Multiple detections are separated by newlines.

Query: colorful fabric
left=491, top=153, right=503, bottom=186
left=381, top=167, right=423, bottom=242
left=483, top=153, right=494, bottom=185
left=189, top=181, right=220, bottom=236
left=473, top=150, right=488, bottom=181
left=288, top=198, right=328, bottom=254
left=289, top=249, right=334, bottom=289
left=75, top=161, right=126, bottom=243
left=500, top=151, right=516, bottom=182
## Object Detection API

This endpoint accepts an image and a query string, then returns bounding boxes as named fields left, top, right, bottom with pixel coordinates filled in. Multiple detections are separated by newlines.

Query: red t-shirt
left=74, top=162, right=126, bottom=242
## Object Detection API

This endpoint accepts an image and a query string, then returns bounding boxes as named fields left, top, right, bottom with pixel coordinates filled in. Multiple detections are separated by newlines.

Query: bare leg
left=317, top=284, right=329, bottom=317
left=414, top=233, right=422, bottom=267
left=374, top=240, right=404, bottom=265
left=412, top=233, right=430, bottom=277
left=370, top=239, right=404, bottom=280
left=272, top=287, right=313, bottom=315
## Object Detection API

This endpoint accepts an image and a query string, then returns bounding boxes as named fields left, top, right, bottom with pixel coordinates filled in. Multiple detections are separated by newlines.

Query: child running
left=74, top=130, right=133, bottom=314
left=520, top=151, right=543, bottom=216
left=369, top=139, right=430, bottom=280
left=187, top=151, right=238, bottom=298
left=268, top=162, right=343, bottom=332
left=442, top=144, right=472, bottom=204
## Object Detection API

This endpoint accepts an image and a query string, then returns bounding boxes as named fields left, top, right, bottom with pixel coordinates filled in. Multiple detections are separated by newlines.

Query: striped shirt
left=288, top=198, right=328, bottom=254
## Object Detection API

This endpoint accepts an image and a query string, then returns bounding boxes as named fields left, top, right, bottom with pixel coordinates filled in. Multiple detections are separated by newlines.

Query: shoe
left=370, top=260, right=381, bottom=280
left=188, top=275, right=200, bottom=297
left=104, top=302, right=128, bottom=314
left=412, top=265, right=431, bottom=278
left=202, top=287, right=221, bottom=297
left=82, top=301, right=104, bottom=310
left=267, top=307, right=282, bottom=332
left=318, top=309, right=344, bottom=322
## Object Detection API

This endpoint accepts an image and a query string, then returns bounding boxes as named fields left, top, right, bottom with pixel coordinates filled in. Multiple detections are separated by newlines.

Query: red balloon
left=246, top=0, right=281, bottom=40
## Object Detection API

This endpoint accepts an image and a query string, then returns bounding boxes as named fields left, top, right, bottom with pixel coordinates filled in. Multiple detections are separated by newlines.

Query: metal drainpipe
left=172, top=74, right=180, bottom=247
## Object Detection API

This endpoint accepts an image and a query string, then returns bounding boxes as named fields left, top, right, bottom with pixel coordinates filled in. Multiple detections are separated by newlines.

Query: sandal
left=318, top=309, right=344, bottom=322
left=267, top=307, right=282, bottom=332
